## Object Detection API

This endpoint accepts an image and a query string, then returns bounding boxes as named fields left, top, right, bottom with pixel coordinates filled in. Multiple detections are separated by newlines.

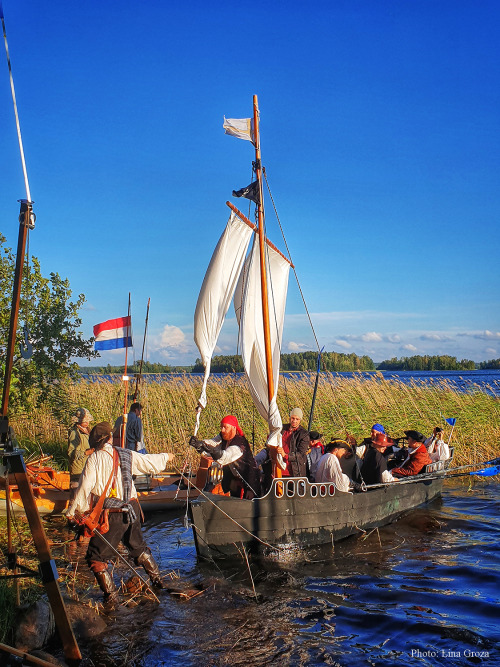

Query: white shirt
left=202, top=434, right=243, bottom=466
left=428, top=439, right=450, bottom=462
left=67, top=443, right=172, bottom=516
left=315, top=453, right=351, bottom=492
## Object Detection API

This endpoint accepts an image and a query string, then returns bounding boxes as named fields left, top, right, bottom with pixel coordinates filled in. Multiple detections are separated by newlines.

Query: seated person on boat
left=425, top=427, right=450, bottom=462
left=391, top=430, right=431, bottom=477
left=315, top=440, right=352, bottom=491
left=339, top=435, right=364, bottom=484
left=360, top=432, right=396, bottom=485
left=357, top=423, right=387, bottom=458
left=306, top=430, right=324, bottom=482
left=189, top=415, right=262, bottom=499
left=66, top=422, right=173, bottom=602
left=276, top=407, right=310, bottom=477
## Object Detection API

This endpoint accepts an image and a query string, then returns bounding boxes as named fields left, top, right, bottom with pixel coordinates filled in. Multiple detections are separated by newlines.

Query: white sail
left=193, top=211, right=253, bottom=423
left=235, top=234, right=290, bottom=447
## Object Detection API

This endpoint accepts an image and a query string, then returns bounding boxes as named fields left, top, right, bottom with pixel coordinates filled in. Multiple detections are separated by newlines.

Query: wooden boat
left=188, top=96, right=458, bottom=559
left=0, top=457, right=204, bottom=515
left=190, top=474, right=445, bottom=558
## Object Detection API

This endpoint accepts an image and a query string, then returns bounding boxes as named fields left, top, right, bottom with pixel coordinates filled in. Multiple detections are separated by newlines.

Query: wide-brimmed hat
left=309, top=431, right=322, bottom=441
left=404, top=430, right=425, bottom=443
left=89, top=422, right=112, bottom=448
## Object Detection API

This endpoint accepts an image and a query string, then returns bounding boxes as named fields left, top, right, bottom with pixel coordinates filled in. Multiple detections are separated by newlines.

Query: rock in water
left=15, top=599, right=55, bottom=651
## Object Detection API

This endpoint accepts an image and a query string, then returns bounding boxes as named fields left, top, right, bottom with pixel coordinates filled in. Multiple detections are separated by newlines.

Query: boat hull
left=189, top=476, right=444, bottom=558
left=0, top=473, right=199, bottom=516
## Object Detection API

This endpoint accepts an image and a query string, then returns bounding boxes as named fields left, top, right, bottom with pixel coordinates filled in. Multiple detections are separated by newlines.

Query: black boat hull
left=190, top=476, right=444, bottom=558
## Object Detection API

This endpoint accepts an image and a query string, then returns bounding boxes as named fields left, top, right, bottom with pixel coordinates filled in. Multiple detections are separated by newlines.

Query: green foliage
left=377, top=355, right=476, bottom=371
left=0, top=233, right=97, bottom=413
left=192, top=351, right=375, bottom=373
left=479, top=358, right=500, bottom=369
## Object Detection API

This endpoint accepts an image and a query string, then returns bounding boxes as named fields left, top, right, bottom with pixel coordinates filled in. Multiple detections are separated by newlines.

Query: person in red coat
left=392, top=430, right=431, bottom=477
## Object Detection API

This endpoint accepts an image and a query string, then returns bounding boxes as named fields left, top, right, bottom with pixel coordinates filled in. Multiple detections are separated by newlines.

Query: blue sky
left=0, top=0, right=499, bottom=366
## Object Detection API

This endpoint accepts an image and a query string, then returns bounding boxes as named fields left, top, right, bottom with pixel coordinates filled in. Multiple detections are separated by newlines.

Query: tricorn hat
left=404, top=430, right=425, bottom=443
left=309, top=431, right=322, bottom=441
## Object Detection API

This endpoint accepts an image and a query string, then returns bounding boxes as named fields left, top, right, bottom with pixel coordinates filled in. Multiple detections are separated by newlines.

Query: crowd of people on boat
left=188, top=407, right=452, bottom=498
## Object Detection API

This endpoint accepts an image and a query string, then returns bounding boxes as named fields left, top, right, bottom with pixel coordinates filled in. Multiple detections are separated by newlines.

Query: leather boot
left=135, top=550, right=166, bottom=588
left=94, top=568, right=119, bottom=603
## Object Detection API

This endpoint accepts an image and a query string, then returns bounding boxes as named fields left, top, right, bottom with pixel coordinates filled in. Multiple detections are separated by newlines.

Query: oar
left=308, top=347, right=323, bottom=431
left=74, top=511, right=160, bottom=603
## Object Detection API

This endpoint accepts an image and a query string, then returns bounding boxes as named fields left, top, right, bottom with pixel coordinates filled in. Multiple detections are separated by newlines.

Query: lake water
left=82, top=370, right=500, bottom=396
left=60, top=479, right=500, bottom=666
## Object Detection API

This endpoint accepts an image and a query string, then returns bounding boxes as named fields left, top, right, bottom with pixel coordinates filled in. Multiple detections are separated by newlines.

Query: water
left=60, top=479, right=500, bottom=666
left=81, top=370, right=500, bottom=395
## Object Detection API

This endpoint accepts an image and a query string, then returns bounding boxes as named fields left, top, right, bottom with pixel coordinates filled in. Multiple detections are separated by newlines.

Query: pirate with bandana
left=190, top=415, right=262, bottom=499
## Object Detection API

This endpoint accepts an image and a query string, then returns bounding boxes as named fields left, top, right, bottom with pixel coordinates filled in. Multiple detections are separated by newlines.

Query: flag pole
left=120, top=293, right=131, bottom=449
left=252, top=95, right=281, bottom=479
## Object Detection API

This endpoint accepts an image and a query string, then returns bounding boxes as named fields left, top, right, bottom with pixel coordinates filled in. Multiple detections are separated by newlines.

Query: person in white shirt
left=315, top=440, right=352, bottom=492
left=67, top=422, right=173, bottom=603
left=425, top=427, right=450, bottom=462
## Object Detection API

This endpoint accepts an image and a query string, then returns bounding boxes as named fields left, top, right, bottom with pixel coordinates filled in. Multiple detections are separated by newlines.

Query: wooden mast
left=252, top=95, right=281, bottom=478
left=252, top=95, right=274, bottom=403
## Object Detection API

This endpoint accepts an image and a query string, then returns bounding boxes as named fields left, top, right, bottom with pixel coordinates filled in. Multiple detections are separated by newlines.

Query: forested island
left=377, top=355, right=476, bottom=371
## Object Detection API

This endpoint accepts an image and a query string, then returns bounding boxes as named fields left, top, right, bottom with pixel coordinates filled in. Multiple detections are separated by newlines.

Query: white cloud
left=402, top=344, right=418, bottom=352
left=485, top=347, right=497, bottom=356
left=335, top=339, right=351, bottom=349
left=288, top=341, right=310, bottom=352
left=420, top=333, right=452, bottom=342
left=387, top=334, right=401, bottom=343
left=149, top=324, right=191, bottom=359
left=361, top=331, right=383, bottom=342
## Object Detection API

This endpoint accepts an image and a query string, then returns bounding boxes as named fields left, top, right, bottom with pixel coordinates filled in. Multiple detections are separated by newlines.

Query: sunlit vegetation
left=10, top=373, right=500, bottom=468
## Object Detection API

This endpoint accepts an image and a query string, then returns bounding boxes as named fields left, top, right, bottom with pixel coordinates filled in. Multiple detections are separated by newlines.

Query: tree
left=0, top=234, right=97, bottom=412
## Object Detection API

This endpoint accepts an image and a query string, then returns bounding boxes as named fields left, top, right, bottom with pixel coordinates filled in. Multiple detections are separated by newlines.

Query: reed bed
left=10, top=373, right=500, bottom=468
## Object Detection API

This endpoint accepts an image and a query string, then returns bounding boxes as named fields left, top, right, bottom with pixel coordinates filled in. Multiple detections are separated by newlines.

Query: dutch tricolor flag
left=93, top=316, right=132, bottom=351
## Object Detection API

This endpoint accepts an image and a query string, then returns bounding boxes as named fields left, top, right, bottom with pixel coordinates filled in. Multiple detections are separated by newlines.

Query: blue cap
left=371, top=423, right=385, bottom=434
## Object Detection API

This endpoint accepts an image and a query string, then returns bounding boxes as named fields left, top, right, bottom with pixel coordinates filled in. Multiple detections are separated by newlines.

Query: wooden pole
left=252, top=95, right=274, bottom=404
left=133, top=297, right=150, bottom=401
left=252, top=95, right=281, bottom=479
left=120, top=293, right=131, bottom=448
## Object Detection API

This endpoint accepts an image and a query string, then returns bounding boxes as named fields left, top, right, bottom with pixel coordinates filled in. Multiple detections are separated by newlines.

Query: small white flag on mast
left=223, top=116, right=255, bottom=143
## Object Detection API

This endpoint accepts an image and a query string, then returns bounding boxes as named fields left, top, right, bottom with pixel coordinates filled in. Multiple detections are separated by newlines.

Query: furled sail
left=193, top=210, right=253, bottom=432
left=234, top=235, right=290, bottom=447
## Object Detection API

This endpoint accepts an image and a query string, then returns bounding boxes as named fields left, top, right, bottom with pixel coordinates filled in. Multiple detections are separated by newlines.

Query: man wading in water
left=67, top=422, right=173, bottom=603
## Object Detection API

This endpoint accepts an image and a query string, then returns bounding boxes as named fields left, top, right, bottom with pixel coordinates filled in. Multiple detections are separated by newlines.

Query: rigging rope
left=263, top=168, right=320, bottom=353
left=1, top=7, right=31, bottom=203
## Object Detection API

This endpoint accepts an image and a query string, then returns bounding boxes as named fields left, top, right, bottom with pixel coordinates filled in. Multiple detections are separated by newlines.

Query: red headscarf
left=221, top=415, right=244, bottom=436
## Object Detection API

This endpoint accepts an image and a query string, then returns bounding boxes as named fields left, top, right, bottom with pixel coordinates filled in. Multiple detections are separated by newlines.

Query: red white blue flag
left=93, top=316, right=132, bottom=351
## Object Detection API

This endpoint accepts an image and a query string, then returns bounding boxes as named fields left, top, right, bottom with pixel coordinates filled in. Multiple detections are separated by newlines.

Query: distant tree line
left=478, top=358, right=500, bottom=369
left=191, top=351, right=375, bottom=373
left=377, top=355, right=476, bottom=371
left=79, top=361, right=191, bottom=374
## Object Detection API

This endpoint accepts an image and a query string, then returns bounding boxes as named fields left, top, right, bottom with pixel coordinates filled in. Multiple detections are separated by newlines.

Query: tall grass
left=10, top=373, right=500, bottom=468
